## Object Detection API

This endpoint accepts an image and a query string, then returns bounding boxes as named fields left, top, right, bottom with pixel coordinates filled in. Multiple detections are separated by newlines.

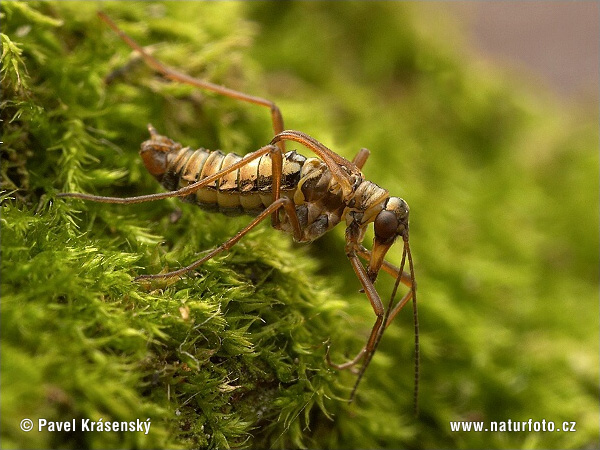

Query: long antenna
left=386, top=236, right=419, bottom=415
left=349, top=241, right=408, bottom=402
left=404, top=236, right=419, bottom=416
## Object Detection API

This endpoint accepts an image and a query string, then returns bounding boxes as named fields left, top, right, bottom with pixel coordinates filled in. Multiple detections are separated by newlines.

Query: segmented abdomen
left=160, top=146, right=307, bottom=215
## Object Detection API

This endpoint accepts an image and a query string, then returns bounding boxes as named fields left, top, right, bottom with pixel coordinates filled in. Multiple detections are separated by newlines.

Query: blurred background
left=454, top=2, right=598, bottom=99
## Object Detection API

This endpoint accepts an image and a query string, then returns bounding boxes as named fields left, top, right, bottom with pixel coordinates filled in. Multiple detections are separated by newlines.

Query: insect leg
left=326, top=246, right=386, bottom=379
left=326, top=289, right=413, bottom=370
left=328, top=233, right=418, bottom=404
left=327, top=245, right=414, bottom=371
left=97, top=12, right=285, bottom=150
left=345, top=251, right=390, bottom=400
left=351, top=148, right=370, bottom=170
left=97, top=11, right=289, bottom=228
left=269, top=136, right=284, bottom=229
left=136, top=196, right=302, bottom=280
left=367, top=235, right=420, bottom=414
left=60, top=139, right=303, bottom=280
left=357, top=245, right=412, bottom=288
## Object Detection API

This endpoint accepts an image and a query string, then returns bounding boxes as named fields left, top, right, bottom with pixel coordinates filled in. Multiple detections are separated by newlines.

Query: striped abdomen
left=156, top=145, right=307, bottom=216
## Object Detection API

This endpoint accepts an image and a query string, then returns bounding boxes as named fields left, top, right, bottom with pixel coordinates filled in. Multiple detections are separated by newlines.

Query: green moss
left=2, top=2, right=598, bottom=449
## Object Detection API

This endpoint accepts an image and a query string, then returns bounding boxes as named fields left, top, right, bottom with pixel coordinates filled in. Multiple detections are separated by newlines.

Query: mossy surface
left=2, top=2, right=598, bottom=449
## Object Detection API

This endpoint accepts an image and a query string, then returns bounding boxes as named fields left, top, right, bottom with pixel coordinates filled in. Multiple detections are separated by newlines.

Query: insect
left=59, top=12, right=420, bottom=411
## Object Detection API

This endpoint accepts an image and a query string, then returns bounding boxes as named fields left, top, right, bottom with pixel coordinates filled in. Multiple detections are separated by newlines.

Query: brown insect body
left=142, top=125, right=391, bottom=244
left=58, top=12, right=420, bottom=411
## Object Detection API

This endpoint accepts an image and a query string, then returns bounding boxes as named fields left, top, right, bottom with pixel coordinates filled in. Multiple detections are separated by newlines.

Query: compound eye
left=374, top=210, right=398, bottom=241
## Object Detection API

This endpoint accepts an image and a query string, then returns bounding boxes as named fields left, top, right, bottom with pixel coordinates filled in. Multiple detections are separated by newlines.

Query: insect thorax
left=282, top=158, right=386, bottom=243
